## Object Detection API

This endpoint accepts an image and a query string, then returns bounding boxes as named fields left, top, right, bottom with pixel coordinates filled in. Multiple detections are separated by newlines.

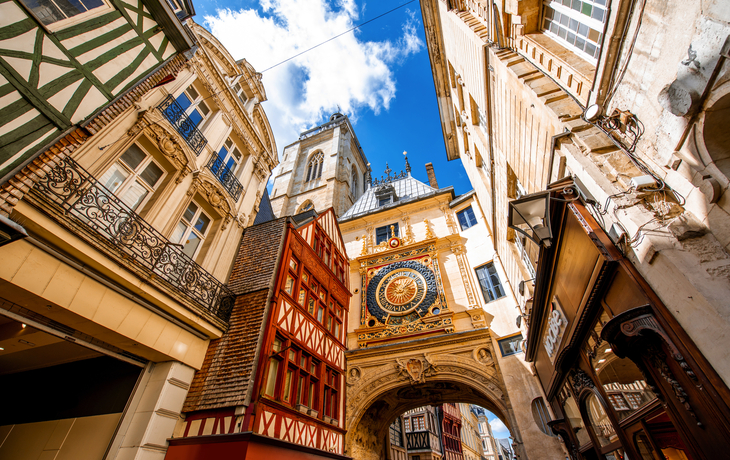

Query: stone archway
left=345, top=329, right=523, bottom=460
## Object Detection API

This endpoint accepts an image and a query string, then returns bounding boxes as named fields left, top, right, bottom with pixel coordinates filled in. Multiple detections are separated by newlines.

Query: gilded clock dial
left=367, top=260, right=439, bottom=321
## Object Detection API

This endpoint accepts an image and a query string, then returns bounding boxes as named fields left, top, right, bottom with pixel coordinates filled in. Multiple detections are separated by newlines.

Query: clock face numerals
left=376, top=269, right=427, bottom=315
left=366, top=260, right=439, bottom=322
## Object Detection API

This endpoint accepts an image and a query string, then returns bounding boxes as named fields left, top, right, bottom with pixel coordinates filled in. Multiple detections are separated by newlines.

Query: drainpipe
left=484, top=47, right=498, bottom=248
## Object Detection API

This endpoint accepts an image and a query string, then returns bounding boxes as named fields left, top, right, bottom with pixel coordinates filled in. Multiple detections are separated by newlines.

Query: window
left=232, top=82, right=248, bottom=106
left=351, top=167, right=358, bottom=197
left=389, top=418, right=403, bottom=447
left=171, top=201, right=212, bottom=259
left=306, top=152, right=324, bottom=181
left=375, top=223, right=399, bottom=245
left=541, top=0, right=607, bottom=62
left=378, top=196, right=391, bottom=206
left=215, top=138, right=244, bottom=174
left=175, top=85, right=210, bottom=128
left=531, top=397, right=554, bottom=436
left=457, top=206, right=478, bottom=230
left=298, top=201, right=314, bottom=213
left=475, top=262, right=505, bottom=303
left=323, top=367, right=340, bottom=420
left=411, top=415, right=425, bottom=431
left=100, top=143, right=165, bottom=211
left=21, top=0, right=106, bottom=25
left=498, top=334, right=524, bottom=357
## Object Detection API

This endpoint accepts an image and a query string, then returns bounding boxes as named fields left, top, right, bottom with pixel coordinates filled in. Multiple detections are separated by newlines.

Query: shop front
left=522, top=179, right=730, bottom=460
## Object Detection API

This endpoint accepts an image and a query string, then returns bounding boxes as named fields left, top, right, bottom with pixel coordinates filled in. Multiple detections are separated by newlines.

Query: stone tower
left=269, top=113, right=370, bottom=218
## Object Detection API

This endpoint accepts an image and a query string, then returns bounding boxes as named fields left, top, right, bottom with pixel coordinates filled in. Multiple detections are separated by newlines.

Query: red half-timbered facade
left=166, top=208, right=351, bottom=460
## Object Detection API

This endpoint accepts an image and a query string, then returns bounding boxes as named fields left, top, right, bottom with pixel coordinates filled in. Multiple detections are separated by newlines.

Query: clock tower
left=269, top=113, right=370, bottom=218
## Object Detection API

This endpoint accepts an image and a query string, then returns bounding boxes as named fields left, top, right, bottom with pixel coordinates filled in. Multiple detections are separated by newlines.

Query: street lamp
left=508, top=191, right=553, bottom=247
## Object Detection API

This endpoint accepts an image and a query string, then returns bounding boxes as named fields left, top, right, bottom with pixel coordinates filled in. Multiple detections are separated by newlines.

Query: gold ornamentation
left=385, top=276, right=418, bottom=305
left=424, top=219, right=435, bottom=239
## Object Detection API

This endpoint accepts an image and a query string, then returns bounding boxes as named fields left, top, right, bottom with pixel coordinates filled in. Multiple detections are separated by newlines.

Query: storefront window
left=585, top=392, right=619, bottom=447
left=584, top=309, right=656, bottom=423
left=560, top=385, right=590, bottom=446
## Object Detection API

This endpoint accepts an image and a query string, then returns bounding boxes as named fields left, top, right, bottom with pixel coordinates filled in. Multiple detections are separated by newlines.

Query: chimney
left=425, top=163, right=439, bottom=189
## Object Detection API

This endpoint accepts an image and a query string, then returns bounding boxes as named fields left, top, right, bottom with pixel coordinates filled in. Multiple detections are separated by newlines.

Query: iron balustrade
left=34, top=156, right=234, bottom=323
left=206, top=155, right=243, bottom=201
left=158, top=94, right=208, bottom=156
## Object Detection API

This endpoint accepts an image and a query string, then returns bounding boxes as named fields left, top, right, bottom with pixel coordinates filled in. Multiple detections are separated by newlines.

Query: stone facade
left=420, top=0, right=730, bottom=457
left=269, top=113, right=369, bottom=218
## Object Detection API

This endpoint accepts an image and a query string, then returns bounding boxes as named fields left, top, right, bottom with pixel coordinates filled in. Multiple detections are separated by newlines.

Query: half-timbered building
left=0, top=9, right=277, bottom=460
left=166, top=207, right=351, bottom=460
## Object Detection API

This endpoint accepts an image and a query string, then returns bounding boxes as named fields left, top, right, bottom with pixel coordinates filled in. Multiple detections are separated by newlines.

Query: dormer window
left=374, top=183, right=396, bottom=207
left=306, top=152, right=324, bottom=182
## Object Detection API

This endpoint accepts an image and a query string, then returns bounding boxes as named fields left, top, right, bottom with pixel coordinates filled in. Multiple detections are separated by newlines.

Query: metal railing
left=158, top=94, right=208, bottom=156
left=206, top=155, right=243, bottom=201
left=34, top=156, right=234, bottom=323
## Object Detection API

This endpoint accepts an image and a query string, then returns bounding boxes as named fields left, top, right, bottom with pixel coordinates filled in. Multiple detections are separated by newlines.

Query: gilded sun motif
left=385, top=276, right=418, bottom=305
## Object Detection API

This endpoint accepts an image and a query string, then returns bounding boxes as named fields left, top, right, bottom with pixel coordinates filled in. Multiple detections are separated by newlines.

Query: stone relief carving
left=347, top=367, right=362, bottom=386
left=187, top=173, right=233, bottom=229
left=395, top=356, right=436, bottom=384
left=474, top=347, right=494, bottom=367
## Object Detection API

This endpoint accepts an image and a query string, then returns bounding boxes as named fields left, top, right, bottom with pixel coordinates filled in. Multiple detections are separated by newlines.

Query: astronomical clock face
left=366, top=260, right=439, bottom=322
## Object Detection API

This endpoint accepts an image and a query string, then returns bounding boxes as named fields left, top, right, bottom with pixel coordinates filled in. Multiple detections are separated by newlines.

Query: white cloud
left=489, top=417, right=511, bottom=438
left=203, top=0, right=423, bottom=164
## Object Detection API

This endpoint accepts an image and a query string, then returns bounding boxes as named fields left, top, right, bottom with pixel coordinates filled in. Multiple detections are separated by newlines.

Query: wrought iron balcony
left=33, top=156, right=234, bottom=324
left=158, top=94, right=208, bottom=156
left=206, top=155, right=243, bottom=201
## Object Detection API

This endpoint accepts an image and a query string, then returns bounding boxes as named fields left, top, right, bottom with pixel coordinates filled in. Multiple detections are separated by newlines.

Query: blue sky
left=194, top=0, right=471, bottom=196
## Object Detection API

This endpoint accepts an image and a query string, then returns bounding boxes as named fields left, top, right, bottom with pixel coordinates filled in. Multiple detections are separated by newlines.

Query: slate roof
left=340, top=173, right=453, bottom=222
left=253, top=188, right=275, bottom=225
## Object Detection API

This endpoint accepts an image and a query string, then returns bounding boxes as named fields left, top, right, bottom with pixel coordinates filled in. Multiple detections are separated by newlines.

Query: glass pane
left=562, top=392, right=590, bottom=446
left=186, top=86, right=200, bottom=101
left=317, top=305, right=324, bottom=322
left=300, top=356, right=306, bottom=368
left=298, top=288, right=306, bottom=305
left=581, top=2, right=592, bottom=16
left=334, top=322, right=340, bottom=339
left=571, top=0, right=581, bottom=11
left=23, top=0, right=66, bottom=25
left=288, top=349, right=296, bottom=362
left=296, top=376, right=304, bottom=404
left=283, top=369, right=293, bottom=402
left=544, top=6, right=554, bottom=18
left=592, top=6, right=605, bottom=21
left=569, top=18, right=579, bottom=31
left=588, top=28, right=601, bottom=42
left=188, top=109, right=203, bottom=127
left=308, top=382, right=315, bottom=407
left=218, top=145, right=229, bottom=160
left=558, top=27, right=567, bottom=39
left=120, top=144, right=146, bottom=170
left=285, top=275, right=294, bottom=295
left=634, top=431, right=657, bottom=460
left=100, top=163, right=129, bottom=193
left=264, top=359, right=279, bottom=396
left=140, top=161, right=163, bottom=187
left=586, top=393, right=618, bottom=446
left=120, top=180, right=148, bottom=210
left=578, top=23, right=589, bottom=37
left=198, top=101, right=210, bottom=117
left=567, top=32, right=576, bottom=44
left=172, top=221, right=187, bottom=245
left=182, top=231, right=201, bottom=258
left=308, top=297, right=315, bottom=315
left=183, top=203, right=198, bottom=223
left=273, top=337, right=282, bottom=353
left=176, top=92, right=192, bottom=111
left=194, top=212, right=210, bottom=234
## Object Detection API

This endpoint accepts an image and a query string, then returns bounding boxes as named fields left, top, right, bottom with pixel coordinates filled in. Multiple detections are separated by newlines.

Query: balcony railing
left=33, top=156, right=234, bottom=324
left=207, top=155, right=243, bottom=201
left=158, top=94, right=208, bottom=156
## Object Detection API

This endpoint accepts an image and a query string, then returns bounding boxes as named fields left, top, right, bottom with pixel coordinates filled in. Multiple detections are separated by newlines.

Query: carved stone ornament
left=347, top=367, right=362, bottom=385
left=127, top=111, right=191, bottom=180
left=473, top=347, right=494, bottom=367
left=570, top=369, right=595, bottom=394
left=187, top=173, right=233, bottom=229
left=395, top=356, right=436, bottom=384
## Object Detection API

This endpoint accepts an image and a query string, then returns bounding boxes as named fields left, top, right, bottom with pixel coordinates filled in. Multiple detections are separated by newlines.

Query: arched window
left=351, top=166, right=358, bottom=197
left=306, top=152, right=324, bottom=182
left=531, top=397, right=554, bottom=436
left=298, top=201, right=314, bottom=213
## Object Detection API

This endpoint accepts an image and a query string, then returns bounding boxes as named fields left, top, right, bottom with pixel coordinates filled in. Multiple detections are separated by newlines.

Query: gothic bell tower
left=269, top=113, right=370, bottom=218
